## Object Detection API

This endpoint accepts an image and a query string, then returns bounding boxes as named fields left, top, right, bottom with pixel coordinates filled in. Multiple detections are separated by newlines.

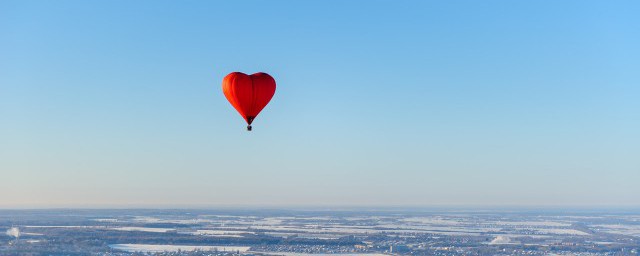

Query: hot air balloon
left=222, top=72, right=276, bottom=131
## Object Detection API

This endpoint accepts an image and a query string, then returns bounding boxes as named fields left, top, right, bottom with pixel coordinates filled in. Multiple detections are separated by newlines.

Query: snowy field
left=111, top=227, right=176, bottom=233
left=109, top=244, right=251, bottom=253
left=254, top=253, right=388, bottom=256
left=592, top=224, right=640, bottom=237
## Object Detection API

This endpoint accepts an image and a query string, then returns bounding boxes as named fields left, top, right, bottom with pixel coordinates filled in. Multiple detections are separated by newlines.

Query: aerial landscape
left=2, top=208, right=639, bottom=255
left=2, top=0, right=639, bottom=255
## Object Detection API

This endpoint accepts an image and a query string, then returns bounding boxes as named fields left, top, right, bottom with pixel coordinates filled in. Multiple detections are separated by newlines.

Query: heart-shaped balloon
left=222, top=72, right=276, bottom=131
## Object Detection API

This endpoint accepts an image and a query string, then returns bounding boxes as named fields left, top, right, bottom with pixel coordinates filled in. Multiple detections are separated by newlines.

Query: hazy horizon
left=2, top=204, right=640, bottom=211
left=1, top=1, right=639, bottom=207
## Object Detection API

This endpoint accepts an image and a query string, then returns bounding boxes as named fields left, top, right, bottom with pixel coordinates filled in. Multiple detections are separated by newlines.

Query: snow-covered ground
left=254, top=253, right=388, bottom=256
left=192, top=230, right=255, bottom=235
left=492, top=221, right=571, bottom=227
left=592, top=224, right=640, bottom=237
left=111, top=227, right=175, bottom=233
left=109, top=244, right=250, bottom=253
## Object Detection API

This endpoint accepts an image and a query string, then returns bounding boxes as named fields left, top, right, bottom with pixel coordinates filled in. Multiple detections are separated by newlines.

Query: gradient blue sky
left=1, top=1, right=639, bottom=207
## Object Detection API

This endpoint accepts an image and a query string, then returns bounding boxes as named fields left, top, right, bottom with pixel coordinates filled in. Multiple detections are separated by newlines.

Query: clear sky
left=1, top=1, right=639, bottom=208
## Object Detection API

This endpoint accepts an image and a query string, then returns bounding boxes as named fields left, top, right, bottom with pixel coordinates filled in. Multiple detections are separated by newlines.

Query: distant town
left=1, top=208, right=639, bottom=255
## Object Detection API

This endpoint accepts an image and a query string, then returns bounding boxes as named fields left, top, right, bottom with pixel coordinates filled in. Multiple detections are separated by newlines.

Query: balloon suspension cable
left=247, top=125, right=252, bottom=131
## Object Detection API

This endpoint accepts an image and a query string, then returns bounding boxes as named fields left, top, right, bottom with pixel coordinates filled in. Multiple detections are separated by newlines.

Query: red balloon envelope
left=222, top=72, right=276, bottom=131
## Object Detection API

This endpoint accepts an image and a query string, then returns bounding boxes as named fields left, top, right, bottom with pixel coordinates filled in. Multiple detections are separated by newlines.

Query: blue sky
left=1, top=1, right=639, bottom=207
